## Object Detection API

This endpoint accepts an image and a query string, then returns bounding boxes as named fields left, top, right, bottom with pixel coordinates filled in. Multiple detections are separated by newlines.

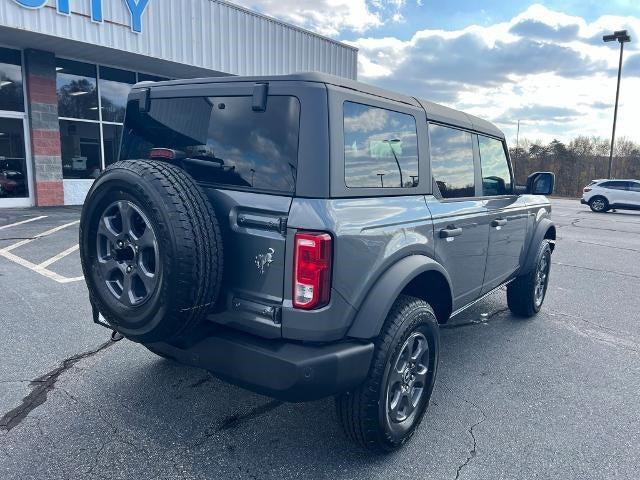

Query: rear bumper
left=147, top=329, right=374, bottom=402
left=580, top=198, right=588, bottom=205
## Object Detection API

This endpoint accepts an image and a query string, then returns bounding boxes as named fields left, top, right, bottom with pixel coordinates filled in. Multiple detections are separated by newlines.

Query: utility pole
left=603, top=30, right=631, bottom=179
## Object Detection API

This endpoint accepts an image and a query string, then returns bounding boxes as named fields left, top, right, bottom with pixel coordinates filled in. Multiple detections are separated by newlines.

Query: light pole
left=384, top=138, right=403, bottom=187
left=603, top=30, right=631, bottom=179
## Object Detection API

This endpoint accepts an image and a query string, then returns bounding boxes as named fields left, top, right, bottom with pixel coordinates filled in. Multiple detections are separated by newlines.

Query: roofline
left=210, top=0, right=358, bottom=53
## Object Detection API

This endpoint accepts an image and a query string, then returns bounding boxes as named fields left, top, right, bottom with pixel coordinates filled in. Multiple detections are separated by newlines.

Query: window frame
left=476, top=133, right=515, bottom=198
left=343, top=100, right=421, bottom=190
left=327, top=84, right=430, bottom=198
left=427, top=121, right=482, bottom=201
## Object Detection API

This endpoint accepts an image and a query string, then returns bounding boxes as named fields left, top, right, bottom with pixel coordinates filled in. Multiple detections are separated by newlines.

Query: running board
left=449, top=279, right=514, bottom=319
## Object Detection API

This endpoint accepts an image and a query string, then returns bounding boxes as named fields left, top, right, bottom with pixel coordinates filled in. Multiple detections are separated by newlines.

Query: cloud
left=230, top=0, right=405, bottom=36
left=350, top=4, right=640, bottom=143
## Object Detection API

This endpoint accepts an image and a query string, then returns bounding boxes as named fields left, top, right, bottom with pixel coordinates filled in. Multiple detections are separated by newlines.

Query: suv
left=581, top=179, right=640, bottom=212
left=79, top=73, right=556, bottom=452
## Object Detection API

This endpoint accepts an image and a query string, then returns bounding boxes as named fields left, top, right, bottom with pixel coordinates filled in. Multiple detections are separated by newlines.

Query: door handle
left=439, top=227, right=463, bottom=238
left=491, top=218, right=507, bottom=227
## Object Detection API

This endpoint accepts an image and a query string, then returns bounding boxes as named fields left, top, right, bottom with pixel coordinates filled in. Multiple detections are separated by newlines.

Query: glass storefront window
left=56, top=59, right=99, bottom=120
left=99, top=67, right=135, bottom=123
left=0, top=48, right=24, bottom=113
left=103, top=124, right=123, bottom=167
left=0, top=118, right=28, bottom=198
left=60, top=120, right=102, bottom=179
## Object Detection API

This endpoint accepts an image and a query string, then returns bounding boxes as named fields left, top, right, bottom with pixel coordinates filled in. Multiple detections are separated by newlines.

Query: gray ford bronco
left=79, top=73, right=556, bottom=452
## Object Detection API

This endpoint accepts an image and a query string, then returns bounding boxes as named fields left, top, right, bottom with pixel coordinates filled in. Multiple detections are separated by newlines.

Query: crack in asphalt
left=0, top=340, right=117, bottom=432
left=574, top=239, right=640, bottom=253
left=440, top=385, right=488, bottom=480
left=553, top=261, right=640, bottom=279
left=441, top=307, right=510, bottom=329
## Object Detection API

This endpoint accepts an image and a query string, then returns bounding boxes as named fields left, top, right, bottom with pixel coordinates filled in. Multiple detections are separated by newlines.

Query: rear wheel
left=80, top=160, right=223, bottom=343
left=589, top=196, right=609, bottom=212
left=336, top=295, right=439, bottom=452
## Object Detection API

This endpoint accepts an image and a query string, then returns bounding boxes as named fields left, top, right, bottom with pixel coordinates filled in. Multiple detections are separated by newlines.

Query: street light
left=603, top=29, right=631, bottom=179
left=383, top=138, right=403, bottom=187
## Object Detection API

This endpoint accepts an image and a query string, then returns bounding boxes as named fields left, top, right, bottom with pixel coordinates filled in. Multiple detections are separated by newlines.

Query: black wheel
left=336, top=295, right=439, bottom=452
left=589, top=196, right=609, bottom=213
left=507, top=240, right=552, bottom=317
left=80, top=160, right=223, bottom=343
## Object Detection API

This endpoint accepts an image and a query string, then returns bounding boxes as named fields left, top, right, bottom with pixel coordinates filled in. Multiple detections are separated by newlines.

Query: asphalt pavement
left=0, top=198, right=639, bottom=480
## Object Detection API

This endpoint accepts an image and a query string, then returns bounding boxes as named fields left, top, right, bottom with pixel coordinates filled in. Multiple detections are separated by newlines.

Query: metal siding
left=0, top=0, right=357, bottom=79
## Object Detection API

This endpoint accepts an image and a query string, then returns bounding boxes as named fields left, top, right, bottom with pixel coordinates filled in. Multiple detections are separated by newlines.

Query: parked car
left=581, top=179, right=640, bottom=212
left=79, top=73, right=556, bottom=452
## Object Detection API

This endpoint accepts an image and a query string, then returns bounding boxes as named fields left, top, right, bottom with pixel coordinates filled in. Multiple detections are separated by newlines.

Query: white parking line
left=39, top=244, right=80, bottom=269
left=0, top=221, right=80, bottom=253
left=0, top=220, right=84, bottom=284
left=0, top=215, right=48, bottom=231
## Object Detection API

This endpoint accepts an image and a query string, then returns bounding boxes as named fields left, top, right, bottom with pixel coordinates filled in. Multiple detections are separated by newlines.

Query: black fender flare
left=521, top=217, right=556, bottom=275
left=347, top=255, right=453, bottom=339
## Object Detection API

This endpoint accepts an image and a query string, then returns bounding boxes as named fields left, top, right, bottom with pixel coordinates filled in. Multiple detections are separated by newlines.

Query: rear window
left=429, top=123, right=475, bottom=198
left=120, top=95, right=300, bottom=194
left=599, top=181, right=628, bottom=190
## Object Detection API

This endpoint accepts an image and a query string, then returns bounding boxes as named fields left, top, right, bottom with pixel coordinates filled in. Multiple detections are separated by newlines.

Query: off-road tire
left=589, top=196, right=609, bottom=213
left=507, top=240, right=552, bottom=317
left=80, top=160, right=223, bottom=343
left=336, top=295, right=439, bottom=452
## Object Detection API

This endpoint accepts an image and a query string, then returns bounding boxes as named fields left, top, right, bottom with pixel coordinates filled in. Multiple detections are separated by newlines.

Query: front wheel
left=336, top=295, right=439, bottom=452
left=507, top=240, right=552, bottom=317
left=589, top=197, right=609, bottom=213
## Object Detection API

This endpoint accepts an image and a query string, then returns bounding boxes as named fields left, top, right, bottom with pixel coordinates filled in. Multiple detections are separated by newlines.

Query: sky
left=232, top=0, right=640, bottom=146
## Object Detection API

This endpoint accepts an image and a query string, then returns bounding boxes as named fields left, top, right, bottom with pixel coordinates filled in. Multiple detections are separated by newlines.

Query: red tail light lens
left=149, top=148, right=176, bottom=160
left=293, top=232, right=332, bottom=310
left=583, top=187, right=592, bottom=192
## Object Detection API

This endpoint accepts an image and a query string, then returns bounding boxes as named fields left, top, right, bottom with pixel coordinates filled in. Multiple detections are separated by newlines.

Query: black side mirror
left=526, top=172, right=555, bottom=195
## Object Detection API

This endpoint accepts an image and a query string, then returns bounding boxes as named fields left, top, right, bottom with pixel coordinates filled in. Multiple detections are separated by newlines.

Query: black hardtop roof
left=135, top=72, right=505, bottom=139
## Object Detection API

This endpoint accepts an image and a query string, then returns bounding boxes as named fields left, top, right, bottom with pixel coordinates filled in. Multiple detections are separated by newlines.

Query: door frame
left=0, top=110, right=33, bottom=208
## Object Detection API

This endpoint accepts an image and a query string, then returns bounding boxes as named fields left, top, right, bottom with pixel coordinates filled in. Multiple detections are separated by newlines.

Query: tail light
left=583, top=187, right=592, bottom=192
left=293, top=232, right=332, bottom=310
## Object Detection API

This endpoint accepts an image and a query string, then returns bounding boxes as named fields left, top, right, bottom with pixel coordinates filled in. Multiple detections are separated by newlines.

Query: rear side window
left=429, top=124, right=475, bottom=198
left=599, top=181, right=628, bottom=190
left=478, top=135, right=512, bottom=196
left=343, top=102, right=418, bottom=188
left=629, top=182, right=640, bottom=192
left=120, top=95, right=300, bottom=194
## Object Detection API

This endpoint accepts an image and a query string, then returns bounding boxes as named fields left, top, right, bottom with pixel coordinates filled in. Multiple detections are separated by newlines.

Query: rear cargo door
left=120, top=82, right=306, bottom=337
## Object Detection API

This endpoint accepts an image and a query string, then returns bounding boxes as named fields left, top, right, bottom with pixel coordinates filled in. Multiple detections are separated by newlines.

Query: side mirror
left=525, top=172, right=555, bottom=195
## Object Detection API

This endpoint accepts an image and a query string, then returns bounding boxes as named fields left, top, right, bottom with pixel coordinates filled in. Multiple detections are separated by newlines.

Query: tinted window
left=0, top=47, right=24, bottom=112
left=344, top=102, right=418, bottom=188
left=60, top=120, right=102, bottom=179
left=628, top=182, right=640, bottom=192
left=600, top=181, right=628, bottom=190
left=478, top=135, right=512, bottom=195
left=429, top=124, right=475, bottom=198
left=0, top=118, right=28, bottom=198
left=121, top=96, right=300, bottom=193
left=99, top=66, right=135, bottom=123
left=103, top=124, right=123, bottom=167
left=56, top=59, right=99, bottom=120
left=138, top=73, right=168, bottom=83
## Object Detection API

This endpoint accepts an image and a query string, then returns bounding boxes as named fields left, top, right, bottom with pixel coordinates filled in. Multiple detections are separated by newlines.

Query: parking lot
left=0, top=197, right=639, bottom=480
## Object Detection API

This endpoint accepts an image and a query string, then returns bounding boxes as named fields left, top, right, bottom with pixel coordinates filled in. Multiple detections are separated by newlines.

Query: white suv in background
left=581, top=179, right=640, bottom=212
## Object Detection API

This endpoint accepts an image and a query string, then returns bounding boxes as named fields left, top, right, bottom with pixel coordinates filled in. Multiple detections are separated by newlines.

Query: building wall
left=24, top=49, right=64, bottom=206
left=0, top=0, right=358, bottom=80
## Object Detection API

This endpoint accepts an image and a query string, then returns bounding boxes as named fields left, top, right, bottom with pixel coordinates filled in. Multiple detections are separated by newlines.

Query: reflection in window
left=344, top=102, right=418, bottom=188
left=60, top=120, right=102, bottom=179
left=120, top=96, right=301, bottom=193
left=0, top=118, right=28, bottom=198
left=56, top=59, right=98, bottom=120
left=99, top=67, right=135, bottom=123
left=138, top=73, right=169, bottom=83
left=0, top=48, right=24, bottom=113
left=103, top=124, right=123, bottom=167
left=478, top=135, right=512, bottom=196
left=429, top=124, right=475, bottom=198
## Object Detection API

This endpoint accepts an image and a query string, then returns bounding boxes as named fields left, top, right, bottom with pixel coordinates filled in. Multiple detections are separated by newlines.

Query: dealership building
left=0, top=0, right=357, bottom=207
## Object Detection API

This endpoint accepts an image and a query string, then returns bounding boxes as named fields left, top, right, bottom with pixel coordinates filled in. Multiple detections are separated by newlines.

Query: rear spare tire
left=80, top=160, right=223, bottom=343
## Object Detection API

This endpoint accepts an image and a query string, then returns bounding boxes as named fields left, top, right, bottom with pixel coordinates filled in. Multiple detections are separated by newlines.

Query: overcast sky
left=232, top=0, right=640, bottom=145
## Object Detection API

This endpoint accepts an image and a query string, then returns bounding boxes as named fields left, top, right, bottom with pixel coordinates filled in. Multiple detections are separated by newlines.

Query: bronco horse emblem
left=255, top=248, right=275, bottom=275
